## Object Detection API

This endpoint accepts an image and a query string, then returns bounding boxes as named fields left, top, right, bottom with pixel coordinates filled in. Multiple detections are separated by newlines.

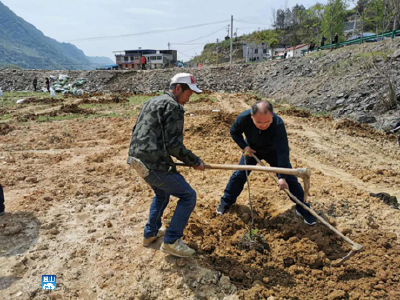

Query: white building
left=242, top=43, right=290, bottom=62
left=143, top=52, right=174, bottom=69
left=287, top=44, right=309, bottom=58
left=275, top=44, right=309, bottom=59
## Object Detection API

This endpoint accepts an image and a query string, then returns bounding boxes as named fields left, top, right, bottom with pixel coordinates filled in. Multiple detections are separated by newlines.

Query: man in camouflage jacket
left=128, top=73, right=205, bottom=257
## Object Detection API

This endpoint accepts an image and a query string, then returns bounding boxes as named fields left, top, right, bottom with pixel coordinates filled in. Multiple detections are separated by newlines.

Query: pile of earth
left=0, top=123, right=13, bottom=135
left=21, top=104, right=93, bottom=121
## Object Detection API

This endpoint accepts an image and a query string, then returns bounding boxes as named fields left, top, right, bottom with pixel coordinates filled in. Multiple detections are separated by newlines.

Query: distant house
left=270, top=44, right=290, bottom=57
left=113, top=49, right=177, bottom=70
left=242, top=43, right=290, bottom=61
left=242, top=43, right=268, bottom=61
left=275, top=44, right=309, bottom=58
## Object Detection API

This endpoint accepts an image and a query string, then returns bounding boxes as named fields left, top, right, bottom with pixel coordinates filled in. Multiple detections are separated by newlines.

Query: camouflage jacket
left=127, top=92, right=200, bottom=172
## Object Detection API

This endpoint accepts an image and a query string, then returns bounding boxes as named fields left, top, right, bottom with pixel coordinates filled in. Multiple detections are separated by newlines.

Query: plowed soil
left=1, top=93, right=399, bottom=299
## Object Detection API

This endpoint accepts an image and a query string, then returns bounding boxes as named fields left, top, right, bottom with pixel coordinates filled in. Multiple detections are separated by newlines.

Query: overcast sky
left=2, top=0, right=328, bottom=62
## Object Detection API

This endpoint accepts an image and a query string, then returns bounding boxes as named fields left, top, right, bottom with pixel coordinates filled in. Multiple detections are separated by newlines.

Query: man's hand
left=192, top=159, right=205, bottom=171
left=244, top=146, right=256, bottom=157
left=278, top=178, right=289, bottom=190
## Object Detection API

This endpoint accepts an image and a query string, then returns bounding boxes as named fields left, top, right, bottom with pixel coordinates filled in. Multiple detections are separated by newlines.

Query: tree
left=252, top=30, right=279, bottom=49
left=322, top=0, right=349, bottom=46
left=389, top=0, right=400, bottom=31
left=275, top=9, right=286, bottom=30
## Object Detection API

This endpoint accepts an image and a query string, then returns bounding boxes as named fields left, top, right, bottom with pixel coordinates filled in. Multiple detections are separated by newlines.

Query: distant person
left=334, top=33, right=339, bottom=45
left=321, top=36, right=327, bottom=47
left=45, top=78, right=50, bottom=92
left=0, top=184, right=5, bottom=216
left=141, top=56, right=147, bottom=70
left=284, top=51, right=287, bottom=59
left=33, top=77, right=38, bottom=91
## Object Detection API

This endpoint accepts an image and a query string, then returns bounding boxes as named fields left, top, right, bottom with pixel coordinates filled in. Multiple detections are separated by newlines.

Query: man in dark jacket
left=334, top=33, right=339, bottom=45
left=128, top=73, right=205, bottom=257
left=0, top=184, right=5, bottom=216
left=45, top=78, right=50, bottom=92
left=216, top=101, right=317, bottom=225
left=321, top=36, right=327, bottom=47
left=33, top=77, right=38, bottom=91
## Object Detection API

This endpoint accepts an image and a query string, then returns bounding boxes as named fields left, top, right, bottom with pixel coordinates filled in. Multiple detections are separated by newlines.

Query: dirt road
left=1, top=93, right=399, bottom=299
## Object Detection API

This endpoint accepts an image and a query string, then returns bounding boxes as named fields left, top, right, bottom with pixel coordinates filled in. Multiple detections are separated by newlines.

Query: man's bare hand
left=278, top=178, right=289, bottom=190
left=192, top=159, right=205, bottom=171
left=244, top=146, right=256, bottom=157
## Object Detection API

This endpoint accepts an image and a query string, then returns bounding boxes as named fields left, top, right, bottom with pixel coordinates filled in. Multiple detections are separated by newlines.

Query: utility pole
left=230, top=15, right=233, bottom=65
left=216, top=38, right=219, bottom=65
left=168, top=42, right=170, bottom=50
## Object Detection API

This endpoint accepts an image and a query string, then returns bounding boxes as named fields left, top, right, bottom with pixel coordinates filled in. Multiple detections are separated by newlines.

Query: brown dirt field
left=1, top=93, right=400, bottom=299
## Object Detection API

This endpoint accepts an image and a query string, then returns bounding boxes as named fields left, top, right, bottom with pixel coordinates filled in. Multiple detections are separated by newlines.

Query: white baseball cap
left=170, top=73, right=202, bottom=94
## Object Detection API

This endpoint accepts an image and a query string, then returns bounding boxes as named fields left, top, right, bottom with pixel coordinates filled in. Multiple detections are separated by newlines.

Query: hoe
left=176, top=155, right=363, bottom=266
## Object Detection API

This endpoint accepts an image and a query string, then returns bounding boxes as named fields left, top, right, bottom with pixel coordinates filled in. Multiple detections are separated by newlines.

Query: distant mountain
left=87, top=56, right=115, bottom=66
left=0, top=2, right=113, bottom=70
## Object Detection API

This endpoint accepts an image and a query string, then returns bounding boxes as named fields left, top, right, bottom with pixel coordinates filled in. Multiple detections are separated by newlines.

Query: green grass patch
left=190, top=93, right=217, bottom=103
left=275, top=104, right=295, bottom=111
left=354, top=49, right=393, bottom=60
left=128, top=95, right=154, bottom=106
left=0, top=91, right=63, bottom=107
left=37, top=111, right=121, bottom=122
left=310, top=51, right=327, bottom=58
left=312, top=110, right=331, bottom=117
left=37, top=114, right=83, bottom=122
left=1, top=114, right=11, bottom=121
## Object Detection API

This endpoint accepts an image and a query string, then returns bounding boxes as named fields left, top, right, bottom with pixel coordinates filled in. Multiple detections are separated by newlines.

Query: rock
left=252, top=280, right=264, bottom=287
left=41, top=222, right=56, bottom=230
left=364, top=103, right=375, bottom=110
left=357, top=115, right=376, bottom=124
left=49, top=229, right=60, bottom=235
left=283, top=257, right=295, bottom=267
left=328, top=290, right=346, bottom=299
left=175, top=277, right=184, bottom=289
left=43, top=196, right=53, bottom=202
left=219, top=275, right=232, bottom=292
left=36, top=244, right=49, bottom=251
left=176, top=258, right=187, bottom=267
left=25, top=177, right=38, bottom=183
left=391, top=49, right=400, bottom=59
left=336, top=99, right=345, bottom=105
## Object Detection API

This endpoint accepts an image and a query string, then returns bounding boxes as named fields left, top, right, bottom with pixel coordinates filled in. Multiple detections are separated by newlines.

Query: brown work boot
left=161, top=239, right=196, bottom=257
left=143, top=229, right=165, bottom=247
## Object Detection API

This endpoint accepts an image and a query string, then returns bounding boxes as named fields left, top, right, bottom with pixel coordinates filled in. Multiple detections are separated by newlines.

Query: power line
left=235, top=19, right=271, bottom=26
left=172, top=42, right=209, bottom=46
left=68, top=20, right=229, bottom=42
left=176, top=44, right=206, bottom=52
left=171, top=26, right=226, bottom=45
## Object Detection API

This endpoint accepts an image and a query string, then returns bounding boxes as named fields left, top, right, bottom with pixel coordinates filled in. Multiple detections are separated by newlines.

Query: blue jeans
left=221, top=152, right=306, bottom=208
left=143, top=170, right=196, bottom=244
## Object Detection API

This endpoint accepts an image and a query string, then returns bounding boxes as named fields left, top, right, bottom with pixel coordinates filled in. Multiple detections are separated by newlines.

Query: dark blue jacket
left=230, top=110, right=291, bottom=177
